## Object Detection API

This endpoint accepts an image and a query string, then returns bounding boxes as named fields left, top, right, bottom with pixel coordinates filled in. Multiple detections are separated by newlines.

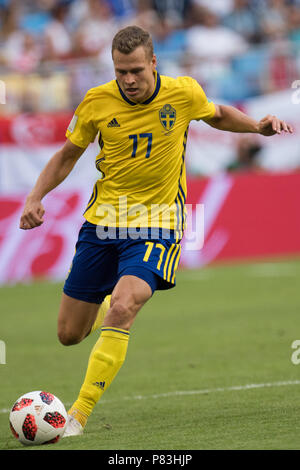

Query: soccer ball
left=9, top=391, right=67, bottom=446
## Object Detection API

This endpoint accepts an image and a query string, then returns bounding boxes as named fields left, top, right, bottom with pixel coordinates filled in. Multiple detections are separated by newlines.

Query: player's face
left=113, top=46, right=157, bottom=103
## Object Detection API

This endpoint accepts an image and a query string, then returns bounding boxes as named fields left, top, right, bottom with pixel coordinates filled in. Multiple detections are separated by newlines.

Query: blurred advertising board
left=0, top=171, right=300, bottom=284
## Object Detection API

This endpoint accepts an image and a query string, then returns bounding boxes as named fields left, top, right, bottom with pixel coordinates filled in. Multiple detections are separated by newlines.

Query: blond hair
left=112, top=25, right=154, bottom=59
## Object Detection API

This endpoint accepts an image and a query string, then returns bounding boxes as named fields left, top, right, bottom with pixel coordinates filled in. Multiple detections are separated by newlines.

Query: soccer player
left=19, top=25, right=293, bottom=436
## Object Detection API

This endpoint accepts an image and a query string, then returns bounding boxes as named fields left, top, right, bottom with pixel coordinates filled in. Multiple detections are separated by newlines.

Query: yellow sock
left=69, top=327, right=130, bottom=425
left=90, top=295, right=111, bottom=334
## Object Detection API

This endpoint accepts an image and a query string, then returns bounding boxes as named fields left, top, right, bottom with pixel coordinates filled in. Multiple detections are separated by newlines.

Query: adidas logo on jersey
left=107, top=118, right=120, bottom=127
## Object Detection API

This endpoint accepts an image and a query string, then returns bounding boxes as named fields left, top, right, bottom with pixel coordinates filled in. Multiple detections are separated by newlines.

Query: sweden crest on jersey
left=159, top=104, right=176, bottom=131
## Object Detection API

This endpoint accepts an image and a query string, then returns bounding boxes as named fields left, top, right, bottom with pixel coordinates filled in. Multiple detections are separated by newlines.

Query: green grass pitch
left=1, top=257, right=300, bottom=450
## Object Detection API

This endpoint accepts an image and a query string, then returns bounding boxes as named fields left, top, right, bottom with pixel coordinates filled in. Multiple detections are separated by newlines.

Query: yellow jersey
left=66, top=72, right=215, bottom=239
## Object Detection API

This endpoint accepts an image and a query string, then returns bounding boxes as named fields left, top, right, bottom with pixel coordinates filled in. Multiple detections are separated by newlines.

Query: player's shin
left=68, top=327, right=129, bottom=428
left=90, top=295, right=111, bottom=334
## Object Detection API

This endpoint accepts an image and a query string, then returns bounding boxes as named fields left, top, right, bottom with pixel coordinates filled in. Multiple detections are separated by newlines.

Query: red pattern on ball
left=43, top=412, right=66, bottom=429
left=22, top=414, right=38, bottom=441
left=11, top=398, right=33, bottom=412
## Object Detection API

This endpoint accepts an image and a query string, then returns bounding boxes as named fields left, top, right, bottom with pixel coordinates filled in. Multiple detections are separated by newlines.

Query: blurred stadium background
left=0, top=0, right=300, bottom=282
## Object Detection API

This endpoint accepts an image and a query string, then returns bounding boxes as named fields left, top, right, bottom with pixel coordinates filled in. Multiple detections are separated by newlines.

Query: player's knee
left=57, top=325, right=83, bottom=346
left=104, top=299, right=134, bottom=331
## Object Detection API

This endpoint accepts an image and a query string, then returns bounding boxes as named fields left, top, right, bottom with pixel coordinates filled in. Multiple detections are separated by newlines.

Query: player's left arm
left=203, top=104, right=293, bottom=136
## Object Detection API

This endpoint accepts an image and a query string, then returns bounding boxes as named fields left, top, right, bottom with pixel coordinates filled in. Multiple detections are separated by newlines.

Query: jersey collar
left=116, top=71, right=161, bottom=106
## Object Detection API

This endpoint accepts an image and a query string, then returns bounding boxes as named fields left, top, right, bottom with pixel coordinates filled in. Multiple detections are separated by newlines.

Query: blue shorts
left=63, top=222, right=182, bottom=304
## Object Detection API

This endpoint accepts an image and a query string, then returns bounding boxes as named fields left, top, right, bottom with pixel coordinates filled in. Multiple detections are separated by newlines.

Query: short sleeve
left=65, top=89, right=98, bottom=148
left=189, top=78, right=216, bottom=121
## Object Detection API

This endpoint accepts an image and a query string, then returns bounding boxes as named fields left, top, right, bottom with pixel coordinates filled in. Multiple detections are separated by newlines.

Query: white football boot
left=62, top=415, right=84, bottom=438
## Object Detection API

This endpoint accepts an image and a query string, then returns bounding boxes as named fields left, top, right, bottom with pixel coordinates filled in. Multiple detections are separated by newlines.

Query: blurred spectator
left=43, top=2, right=72, bottom=60
left=109, top=0, right=135, bottom=19
left=287, top=3, right=300, bottom=45
left=151, top=0, right=192, bottom=28
left=0, top=1, right=20, bottom=48
left=186, top=6, right=249, bottom=58
left=184, top=6, right=248, bottom=82
left=72, top=0, right=118, bottom=59
left=0, top=3, right=42, bottom=72
left=152, top=19, right=187, bottom=65
left=259, top=0, right=289, bottom=41
left=192, top=0, right=234, bottom=17
left=222, top=0, right=263, bottom=44
left=123, top=0, right=187, bottom=66
left=122, top=0, right=159, bottom=32
left=18, top=0, right=54, bottom=36
left=226, top=135, right=264, bottom=172
left=4, top=31, right=42, bottom=72
left=263, top=39, right=297, bottom=92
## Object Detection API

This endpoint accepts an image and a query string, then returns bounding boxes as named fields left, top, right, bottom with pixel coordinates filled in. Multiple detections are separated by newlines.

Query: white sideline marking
left=2, top=379, right=300, bottom=414
left=123, top=379, right=300, bottom=401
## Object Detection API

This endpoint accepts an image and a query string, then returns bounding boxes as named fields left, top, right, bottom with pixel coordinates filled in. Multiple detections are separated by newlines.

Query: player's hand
left=19, top=198, right=45, bottom=230
left=258, top=115, right=293, bottom=136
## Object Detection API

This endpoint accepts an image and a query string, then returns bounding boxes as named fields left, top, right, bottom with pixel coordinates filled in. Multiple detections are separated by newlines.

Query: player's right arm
left=19, top=139, right=86, bottom=230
